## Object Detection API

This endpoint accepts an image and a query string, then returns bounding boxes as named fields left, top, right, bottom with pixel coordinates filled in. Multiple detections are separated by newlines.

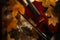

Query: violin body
left=25, top=1, right=57, bottom=33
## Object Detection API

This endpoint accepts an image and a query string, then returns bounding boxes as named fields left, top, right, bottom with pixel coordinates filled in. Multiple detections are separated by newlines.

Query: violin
left=25, top=0, right=57, bottom=39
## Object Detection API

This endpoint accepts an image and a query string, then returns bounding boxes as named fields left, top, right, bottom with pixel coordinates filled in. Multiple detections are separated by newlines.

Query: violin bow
left=18, top=10, right=49, bottom=40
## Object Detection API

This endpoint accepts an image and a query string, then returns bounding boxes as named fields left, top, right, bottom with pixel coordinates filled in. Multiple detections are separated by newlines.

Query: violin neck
left=26, top=0, right=40, bottom=18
